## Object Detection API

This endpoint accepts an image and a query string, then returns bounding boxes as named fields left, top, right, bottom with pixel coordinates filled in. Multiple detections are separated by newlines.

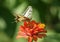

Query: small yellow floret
left=38, top=23, right=45, bottom=28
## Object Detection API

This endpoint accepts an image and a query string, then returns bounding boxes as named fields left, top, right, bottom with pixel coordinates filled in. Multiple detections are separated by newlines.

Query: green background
left=0, top=0, right=60, bottom=42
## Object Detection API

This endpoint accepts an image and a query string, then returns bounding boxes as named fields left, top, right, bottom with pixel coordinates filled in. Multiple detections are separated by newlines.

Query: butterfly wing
left=23, top=6, right=32, bottom=19
left=14, top=6, right=32, bottom=22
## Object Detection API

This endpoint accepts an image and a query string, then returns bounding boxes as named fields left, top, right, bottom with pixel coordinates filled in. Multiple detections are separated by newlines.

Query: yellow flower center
left=38, top=23, right=45, bottom=29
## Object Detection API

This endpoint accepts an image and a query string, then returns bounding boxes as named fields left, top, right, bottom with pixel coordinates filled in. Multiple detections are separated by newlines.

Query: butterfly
left=14, top=6, right=32, bottom=22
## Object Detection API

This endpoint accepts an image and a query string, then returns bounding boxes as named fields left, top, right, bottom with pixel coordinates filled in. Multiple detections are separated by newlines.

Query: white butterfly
left=15, top=6, right=32, bottom=22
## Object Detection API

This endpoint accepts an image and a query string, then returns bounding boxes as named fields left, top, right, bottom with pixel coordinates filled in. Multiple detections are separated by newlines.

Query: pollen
left=38, top=23, right=45, bottom=29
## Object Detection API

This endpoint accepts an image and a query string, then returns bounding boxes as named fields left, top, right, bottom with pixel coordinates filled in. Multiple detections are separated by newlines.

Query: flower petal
left=20, top=26, right=25, bottom=32
left=28, top=36, right=33, bottom=42
left=24, top=21, right=29, bottom=27
left=38, top=29, right=47, bottom=33
left=33, top=35, right=37, bottom=41
left=16, top=31, right=28, bottom=39
left=37, top=34, right=46, bottom=38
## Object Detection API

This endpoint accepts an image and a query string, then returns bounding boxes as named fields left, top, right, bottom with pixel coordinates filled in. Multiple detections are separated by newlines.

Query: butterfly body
left=15, top=15, right=30, bottom=22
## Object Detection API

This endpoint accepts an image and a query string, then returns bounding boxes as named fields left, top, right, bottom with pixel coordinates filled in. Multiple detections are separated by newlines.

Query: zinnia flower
left=16, top=20, right=47, bottom=42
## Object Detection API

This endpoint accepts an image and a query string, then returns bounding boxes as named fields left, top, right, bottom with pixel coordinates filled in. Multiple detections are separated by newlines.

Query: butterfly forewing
left=23, top=6, right=32, bottom=19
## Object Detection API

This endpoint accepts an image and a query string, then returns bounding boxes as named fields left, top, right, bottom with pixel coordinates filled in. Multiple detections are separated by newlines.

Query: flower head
left=16, top=20, right=47, bottom=42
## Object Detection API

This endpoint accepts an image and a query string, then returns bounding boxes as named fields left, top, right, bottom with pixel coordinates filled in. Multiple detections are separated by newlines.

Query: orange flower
left=16, top=20, right=47, bottom=42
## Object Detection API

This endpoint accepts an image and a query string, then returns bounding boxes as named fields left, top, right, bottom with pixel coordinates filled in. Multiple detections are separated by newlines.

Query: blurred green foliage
left=0, top=0, right=60, bottom=42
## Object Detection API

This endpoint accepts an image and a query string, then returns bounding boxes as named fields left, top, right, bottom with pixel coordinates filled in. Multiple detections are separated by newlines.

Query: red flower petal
left=33, top=35, right=37, bottom=41
left=37, top=34, right=46, bottom=38
left=16, top=31, right=28, bottom=39
left=31, top=20, right=38, bottom=25
left=38, top=29, right=47, bottom=33
left=28, top=37, right=33, bottom=42
left=20, top=26, right=25, bottom=32
left=24, top=21, right=28, bottom=27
